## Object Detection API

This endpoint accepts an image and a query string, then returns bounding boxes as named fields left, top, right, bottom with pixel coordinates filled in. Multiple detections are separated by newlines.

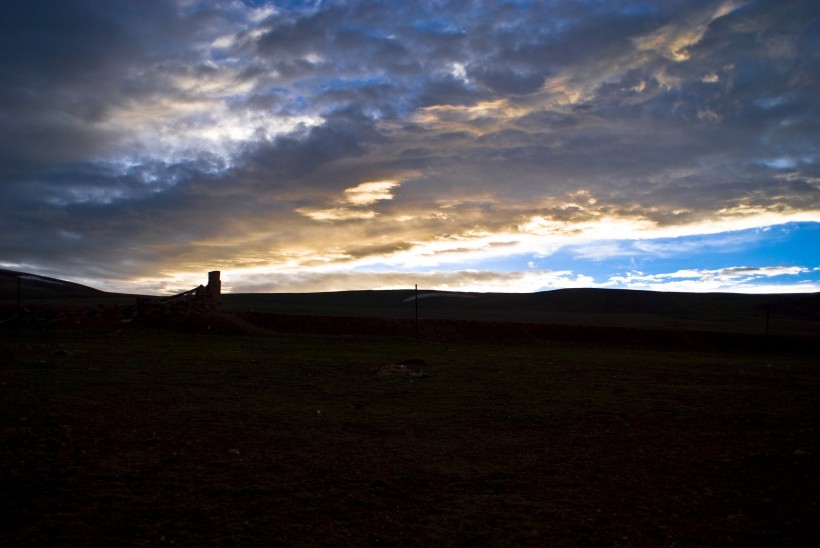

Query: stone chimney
left=206, top=271, right=222, bottom=311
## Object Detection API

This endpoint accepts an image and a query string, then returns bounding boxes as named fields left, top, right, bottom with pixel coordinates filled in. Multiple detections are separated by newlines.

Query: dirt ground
left=2, top=313, right=819, bottom=546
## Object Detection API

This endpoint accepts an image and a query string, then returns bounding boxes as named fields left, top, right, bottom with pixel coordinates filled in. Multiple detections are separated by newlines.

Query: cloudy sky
left=1, top=0, right=819, bottom=295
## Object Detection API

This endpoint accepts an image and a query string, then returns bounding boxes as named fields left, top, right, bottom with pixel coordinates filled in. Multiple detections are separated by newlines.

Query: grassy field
left=2, top=317, right=819, bottom=546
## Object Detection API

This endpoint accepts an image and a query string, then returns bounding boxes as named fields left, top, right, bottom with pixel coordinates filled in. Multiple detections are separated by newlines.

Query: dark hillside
left=2, top=269, right=818, bottom=337
left=0, top=269, right=138, bottom=307
left=223, top=288, right=820, bottom=337
left=0, top=269, right=106, bottom=300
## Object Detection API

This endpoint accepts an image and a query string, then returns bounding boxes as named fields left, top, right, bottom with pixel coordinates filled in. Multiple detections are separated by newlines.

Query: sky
left=1, top=0, right=819, bottom=295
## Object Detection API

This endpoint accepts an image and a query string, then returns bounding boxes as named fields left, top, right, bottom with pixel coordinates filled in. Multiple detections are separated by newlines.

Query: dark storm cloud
left=467, top=66, right=545, bottom=95
left=1, top=0, right=818, bottom=291
left=0, top=1, right=177, bottom=166
left=239, top=107, right=378, bottom=187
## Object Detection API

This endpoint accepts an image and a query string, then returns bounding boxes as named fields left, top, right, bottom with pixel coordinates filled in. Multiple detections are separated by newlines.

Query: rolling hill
left=0, top=269, right=138, bottom=305
left=221, top=288, right=819, bottom=337
left=2, top=269, right=818, bottom=337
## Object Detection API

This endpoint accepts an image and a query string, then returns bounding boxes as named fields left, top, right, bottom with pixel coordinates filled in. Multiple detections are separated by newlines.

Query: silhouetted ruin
left=206, top=270, right=221, bottom=311
left=160, top=271, right=222, bottom=312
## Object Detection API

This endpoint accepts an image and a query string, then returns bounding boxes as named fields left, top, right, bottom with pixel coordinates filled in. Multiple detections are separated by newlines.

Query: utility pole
left=415, top=284, right=419, bottom=340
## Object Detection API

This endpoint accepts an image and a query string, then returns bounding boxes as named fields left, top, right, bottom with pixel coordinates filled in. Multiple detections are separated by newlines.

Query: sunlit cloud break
left=608, top=265, right=819, bottom=294
left=344, top=181, right=400, bottom=206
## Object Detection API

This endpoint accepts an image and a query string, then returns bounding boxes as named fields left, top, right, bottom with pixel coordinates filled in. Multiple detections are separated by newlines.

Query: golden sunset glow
left=2, top=0, right=818, bottom=294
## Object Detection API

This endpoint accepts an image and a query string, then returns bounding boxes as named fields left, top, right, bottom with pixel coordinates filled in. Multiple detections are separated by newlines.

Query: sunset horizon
left=2, top=1, right=818, bottom=296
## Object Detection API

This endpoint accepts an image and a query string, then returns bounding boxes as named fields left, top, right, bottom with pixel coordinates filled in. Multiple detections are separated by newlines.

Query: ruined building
left=142, top=270, right=222, bottom=313
left=205, top=270, right=221, bottom=311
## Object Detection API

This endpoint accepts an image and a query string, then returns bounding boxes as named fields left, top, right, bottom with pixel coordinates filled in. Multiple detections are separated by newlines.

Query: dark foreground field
left=2, top=312, right=819, bottom=546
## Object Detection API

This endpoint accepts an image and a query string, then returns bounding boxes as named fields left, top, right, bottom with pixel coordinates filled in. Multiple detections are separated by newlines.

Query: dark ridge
left=0, top=269, right=107, bottom=299
left=0, top=269, right=138, bottom=304
left=1, top=270, right=818, bottom=338
left=222, top=288, right=819, bottom=337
